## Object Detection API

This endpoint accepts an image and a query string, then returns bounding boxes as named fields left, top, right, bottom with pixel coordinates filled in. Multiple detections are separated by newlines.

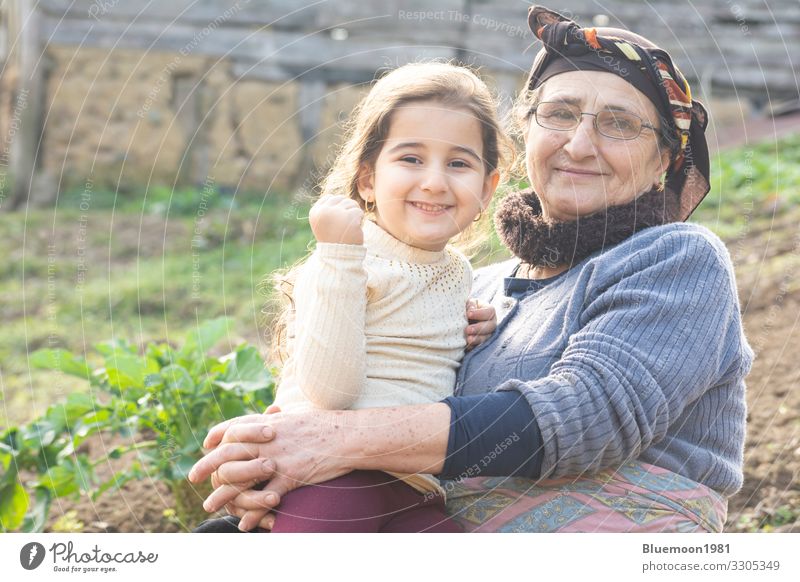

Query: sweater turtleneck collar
left=493, top=187, right=680, bottom=270
left=363, top=219, right=447, bottom=265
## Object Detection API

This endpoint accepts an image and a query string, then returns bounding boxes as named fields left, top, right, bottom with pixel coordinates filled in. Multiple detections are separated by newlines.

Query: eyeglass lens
left=535, top=102, right=644, bottom=140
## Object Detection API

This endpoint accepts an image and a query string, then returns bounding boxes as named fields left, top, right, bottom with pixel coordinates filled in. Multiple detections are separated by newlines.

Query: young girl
left=247, top=62, right=508, bottom=532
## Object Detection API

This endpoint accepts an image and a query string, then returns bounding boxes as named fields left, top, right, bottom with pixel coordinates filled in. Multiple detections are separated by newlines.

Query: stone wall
left=36, top=43, right=369, bottom=195
left=42, top=46, right=313, bottom=193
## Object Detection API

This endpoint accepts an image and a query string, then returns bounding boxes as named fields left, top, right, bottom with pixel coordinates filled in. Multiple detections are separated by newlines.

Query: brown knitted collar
left=493, top=187, right=680, bottom=269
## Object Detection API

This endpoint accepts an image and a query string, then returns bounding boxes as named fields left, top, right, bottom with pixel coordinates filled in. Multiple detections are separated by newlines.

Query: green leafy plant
left=0, top=318, right=274, bottom=532
left=692, top=132, right=800, bottom=234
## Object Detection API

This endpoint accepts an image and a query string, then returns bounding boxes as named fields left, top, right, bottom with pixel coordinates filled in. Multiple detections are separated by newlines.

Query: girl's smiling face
left=357, top=101, right=499, bottom=251
left=525, top=71, right=671, bottom=222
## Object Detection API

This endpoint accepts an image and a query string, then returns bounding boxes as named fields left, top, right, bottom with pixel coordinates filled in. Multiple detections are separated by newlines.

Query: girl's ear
left=480, top=169, right=501, bottom=208
left=356, top=163, right=375, bottom=203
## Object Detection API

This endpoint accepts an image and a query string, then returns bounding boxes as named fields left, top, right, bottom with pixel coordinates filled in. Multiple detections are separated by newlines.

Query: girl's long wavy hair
left=267, top=61, right=513, bottom=366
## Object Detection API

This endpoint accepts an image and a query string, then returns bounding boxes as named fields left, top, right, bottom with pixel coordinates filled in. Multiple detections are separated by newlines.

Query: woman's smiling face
left=525, top=70, right=671, bottom=222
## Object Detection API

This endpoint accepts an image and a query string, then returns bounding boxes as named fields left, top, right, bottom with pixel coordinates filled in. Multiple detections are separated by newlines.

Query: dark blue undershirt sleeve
left=438, top=391, right=544, bottom=480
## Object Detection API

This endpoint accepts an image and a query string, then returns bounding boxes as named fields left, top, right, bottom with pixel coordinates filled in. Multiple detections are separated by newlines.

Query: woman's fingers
left=218, top=476, right=293, bottom=528
left=188, top=441, right=263, bottom=484
left=203, top=484, right=280, bottom=513
left=209, top=473, right=295, bottom=515
left=204, top=481, right=280, bottom=514
left=191, top=423, right=276, bottom=484
left=220, top=422, right=276, bottom=445
left=237, top=510, right=264, bottom=532
left=202, top=413, right=266, bottom=449
left=214, top=458, right=276, bottom=486
left=239, top=509, right=275, bottom=532
left=230, top=488, right=283, bottom=511
left=203, top=426, right=276, bottom=484
left=257, top=513, right=276, bottom=531
left=225, top=506, right=275, bottom=532
left=256, top=475, right=297, bottom=509
left=203, top=484, right=241, bottom=513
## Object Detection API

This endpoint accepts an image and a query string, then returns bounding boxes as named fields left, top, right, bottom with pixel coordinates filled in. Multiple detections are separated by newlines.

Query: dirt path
left=724, top=210, right=800, bottom=532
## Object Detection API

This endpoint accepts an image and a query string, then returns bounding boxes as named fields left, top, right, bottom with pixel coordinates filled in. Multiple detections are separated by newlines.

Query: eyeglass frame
left=529, top=101, right=661, bottom=141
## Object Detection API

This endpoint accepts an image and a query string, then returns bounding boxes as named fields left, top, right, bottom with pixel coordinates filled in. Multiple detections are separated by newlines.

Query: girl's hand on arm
left=309, top=195, right=364, bottom=245
left=465, top=299, right=496, bottom=351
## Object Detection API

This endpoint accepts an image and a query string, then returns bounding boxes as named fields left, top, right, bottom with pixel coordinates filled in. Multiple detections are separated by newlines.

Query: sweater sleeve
left=439, top=391, right=544, bottom=480
left=496, top=229, right=752, bottom=479
left=292, top=243, right=368, bottom=409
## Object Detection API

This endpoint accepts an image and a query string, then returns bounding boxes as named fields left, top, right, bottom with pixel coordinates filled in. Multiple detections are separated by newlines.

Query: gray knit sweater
left=455, top=223, right=753, bottom=496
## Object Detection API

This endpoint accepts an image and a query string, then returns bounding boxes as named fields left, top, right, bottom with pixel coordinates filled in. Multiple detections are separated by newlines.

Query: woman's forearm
left=336, top=393, right=543, bottom=480
left=338, top=403, right=452, bottom=475
left=191, top=394, right=540, bottom=516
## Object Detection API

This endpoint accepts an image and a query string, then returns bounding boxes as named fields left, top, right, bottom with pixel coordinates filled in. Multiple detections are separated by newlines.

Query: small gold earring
left=365, top=198, right=376, bottom=213
left=473, top=208, right=484, bottom=223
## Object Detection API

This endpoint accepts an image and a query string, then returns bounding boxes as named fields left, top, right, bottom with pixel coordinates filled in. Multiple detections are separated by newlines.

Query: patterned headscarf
left=525, top=6, right=710, bottom=221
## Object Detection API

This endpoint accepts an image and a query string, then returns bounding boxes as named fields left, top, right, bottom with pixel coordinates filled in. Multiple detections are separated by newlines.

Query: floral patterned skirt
left=443, top=461, right=727, bottom=533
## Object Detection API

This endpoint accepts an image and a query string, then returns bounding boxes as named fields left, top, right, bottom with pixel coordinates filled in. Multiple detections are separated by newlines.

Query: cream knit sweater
left=274, top=219, right=472, bottom=495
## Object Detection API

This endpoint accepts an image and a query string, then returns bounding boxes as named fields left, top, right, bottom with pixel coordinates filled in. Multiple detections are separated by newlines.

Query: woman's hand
left=188, top=409, right=354, bottom=524
left=191, top=402, right=452, bottom=531
left=210, top=468, right=276, bottom=532
left=208, top=406, right=282, bottom=531
left=309, top=194, right=364, bottom=245
left=220, top=478, right=278, bottom=532
left=465, top=299, right=497, bottom=351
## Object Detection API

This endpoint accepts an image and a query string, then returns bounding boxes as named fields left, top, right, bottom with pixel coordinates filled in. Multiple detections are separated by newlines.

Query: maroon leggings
left=269, top=470, right=460, bottom=532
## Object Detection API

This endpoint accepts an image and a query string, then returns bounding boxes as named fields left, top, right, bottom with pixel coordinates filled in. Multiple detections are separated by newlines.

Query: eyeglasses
left=531, top=101, right=659, bottom=141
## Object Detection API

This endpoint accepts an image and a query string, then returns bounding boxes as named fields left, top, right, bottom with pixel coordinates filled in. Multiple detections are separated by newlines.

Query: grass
left=691, top=132, right=800, bottom=238
left=736, top=504, right=800, bottom=533
left=1, top=188, right=313, bottom=427
left=2, top=132, right=798, bottom=428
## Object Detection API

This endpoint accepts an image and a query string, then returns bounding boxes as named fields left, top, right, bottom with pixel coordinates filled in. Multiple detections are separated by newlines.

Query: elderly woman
left=189, top=6, right=752, bottom=533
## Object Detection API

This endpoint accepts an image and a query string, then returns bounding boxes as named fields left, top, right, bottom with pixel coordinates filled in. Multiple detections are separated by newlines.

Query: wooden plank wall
left=1, top=0, right=797, bottom=203
left=35, top=0, right=800, bottom=98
